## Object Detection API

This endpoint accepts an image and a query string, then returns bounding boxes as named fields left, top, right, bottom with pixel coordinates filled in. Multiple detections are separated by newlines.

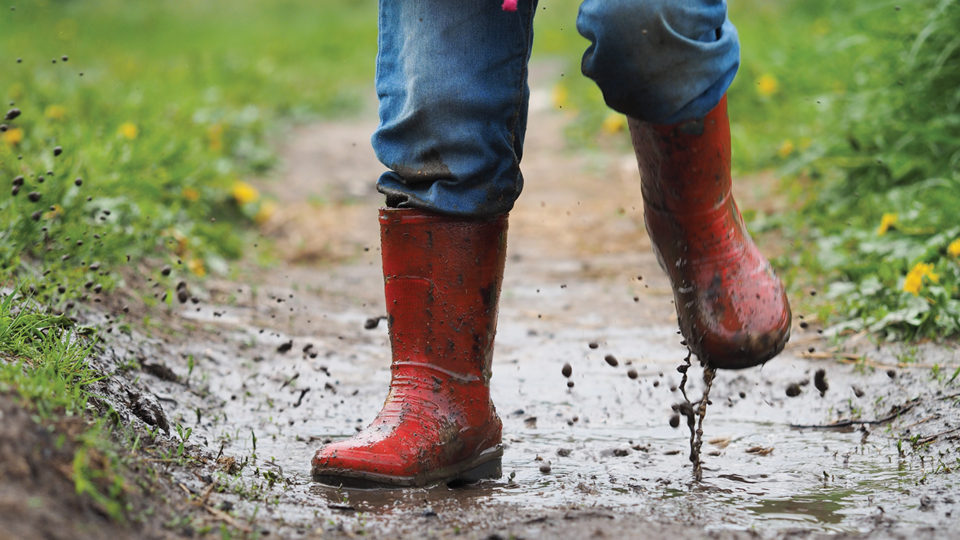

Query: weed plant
left=0, top=290, right=128, bottom=518
left=778, top=0, right=960, bottom=340
left=1, top=0, right=377, bottom=304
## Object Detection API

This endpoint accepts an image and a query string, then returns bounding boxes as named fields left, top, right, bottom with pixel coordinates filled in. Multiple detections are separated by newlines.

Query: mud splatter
left=814, top=369, right=828, bottom=396
left=673, top=352, right=716, bottom=482
left=363, top=316, right=385, bottom=330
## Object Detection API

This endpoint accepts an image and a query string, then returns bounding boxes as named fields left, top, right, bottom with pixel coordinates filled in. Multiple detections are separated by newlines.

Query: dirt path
left=125, top=75, right=960, bottom=539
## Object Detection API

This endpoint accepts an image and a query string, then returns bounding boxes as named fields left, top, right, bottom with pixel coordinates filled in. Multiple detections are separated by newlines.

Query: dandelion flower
left=903, top=262, right=939, bottom=295
left=254, top=201, right=276, bottom=225
left=876, top=213, right=897, bottom=236
left=45, top=105, right=67, bottom=120
left=187, top=258, right=206, bottom=278
left=182, top=187, right=200, bottom=202
left=601, top=113, right=626, bottom=134
left=165, top=229, right=189, bottom=256
left=948, top=238, right=960, bottom=258
left=43, top=204, right=63, bottom=219
left=2, top=127, right=23, bottom=146
left=777, top=139, right=795, bottom=158
left=552, top=84, right=569, bottom=110
left=756, top=74, right=779, bottom=97
left=118, top=122, right=138, bottom=140
left=231, top=181, right=259, bottom=205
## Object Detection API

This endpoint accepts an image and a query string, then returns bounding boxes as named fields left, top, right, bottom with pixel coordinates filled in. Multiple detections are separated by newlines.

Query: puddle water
left=149, top=253, right=959, bottom=538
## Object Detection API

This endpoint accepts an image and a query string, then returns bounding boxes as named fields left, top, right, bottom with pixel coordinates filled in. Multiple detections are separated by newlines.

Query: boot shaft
left=629, top=95, right=732, bottom=213
left=379, top=208, right=508, bottom=380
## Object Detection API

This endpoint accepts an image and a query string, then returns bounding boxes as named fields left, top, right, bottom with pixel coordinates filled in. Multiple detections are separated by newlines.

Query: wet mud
left=140, top=245, right=960, bottom=538
left=0, top=394, right=135, bottom=540
left=103, top=73, right=960, bottom=539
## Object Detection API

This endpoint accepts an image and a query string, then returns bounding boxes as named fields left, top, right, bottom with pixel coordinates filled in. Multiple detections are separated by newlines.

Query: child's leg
left=578, top=0, right=791, bottom=369
left=577, top=0, right=739, bottom=123
left=373, top=0, right=537, bottom=217
left=312, top=1, right=537, bottom=487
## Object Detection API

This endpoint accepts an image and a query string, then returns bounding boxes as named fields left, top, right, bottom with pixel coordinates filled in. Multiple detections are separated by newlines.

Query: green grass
left=0, top=289, right=130, bottom=518
left=0, top=291, right=94, bottom=415
left=767, top=0, right=960, bottom=339
left=0, top=0, right=377, bottom=523
left=1, top=0, right=377, bottom=302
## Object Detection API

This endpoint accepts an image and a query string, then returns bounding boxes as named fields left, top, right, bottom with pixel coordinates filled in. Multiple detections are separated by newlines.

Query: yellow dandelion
left=208, top=123, right=224, bottom=152
left=947, top=238, right=960, bottom=258
left=187, top=258, right=206, bottom=278
left=876, top=213, right=897, bottom=236
left=601, top=113, right=626, bottom=134
left=118, top=122, right=138, bottom=140
left=231, top=181, right=259, bottom=205
left=756, top=74, right=779, bottom=97
left=162, top=228, right=189, bottom=256
left=777, top=139, right=795, bottom=158
left=2, top=127, right=23, bottom=146
left=552, top=84, right=569, bottom=110
left=43, top=204, right=63, bottom=220
left=903, top=262, right=939, bottom=296
left=45, top=104, right=67, bottom=120
left=182, top=187, right=200, bottom=202
left=254, top=200, right=276, bottom=225
left=173, top=233, right=188, bottom=256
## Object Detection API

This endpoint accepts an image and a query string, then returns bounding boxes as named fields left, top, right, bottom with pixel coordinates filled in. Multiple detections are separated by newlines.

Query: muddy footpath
left=6, top=76, right=960, bottom=539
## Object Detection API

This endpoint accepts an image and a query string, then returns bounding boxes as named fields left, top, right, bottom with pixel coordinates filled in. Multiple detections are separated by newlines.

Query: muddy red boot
left=311, top=208, right=507, bottom=487
left=628, top=96, right=791, bottom=369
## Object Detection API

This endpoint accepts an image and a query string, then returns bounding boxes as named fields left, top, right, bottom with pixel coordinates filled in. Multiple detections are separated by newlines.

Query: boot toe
left=689, top=268, right=791, bottom=370
left=312, top=439, right=418, bottom=483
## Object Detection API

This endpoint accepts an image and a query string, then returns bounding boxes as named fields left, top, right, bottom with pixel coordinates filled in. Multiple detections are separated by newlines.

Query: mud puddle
left=132, top=70, right=959, bottom=538
left=146, top=250, right=959, bottom=538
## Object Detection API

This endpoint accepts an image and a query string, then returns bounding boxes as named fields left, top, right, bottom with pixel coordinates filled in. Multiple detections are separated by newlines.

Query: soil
left=0, top=394, right=130, bottom=540
left=2, top=66, right=959, bottom=539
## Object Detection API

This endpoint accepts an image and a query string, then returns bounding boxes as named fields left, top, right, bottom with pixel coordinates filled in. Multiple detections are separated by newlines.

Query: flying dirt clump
left=672, top=353, right=716, bottom=482
left=814, top=369, right=828, bottom=396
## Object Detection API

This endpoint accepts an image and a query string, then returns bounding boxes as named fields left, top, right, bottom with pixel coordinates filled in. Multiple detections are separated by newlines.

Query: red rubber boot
left=311, top=208, right=507, bottom=487
left=629, top=96, right=791, bottom=369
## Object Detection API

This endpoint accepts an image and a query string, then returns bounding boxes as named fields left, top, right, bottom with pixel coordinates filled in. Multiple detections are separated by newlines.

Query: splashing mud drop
left=673, top=352, right=716, bottom=482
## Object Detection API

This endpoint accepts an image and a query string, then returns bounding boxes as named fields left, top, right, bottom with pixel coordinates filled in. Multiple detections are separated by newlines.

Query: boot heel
left=452, top=458, right=502, bottom=484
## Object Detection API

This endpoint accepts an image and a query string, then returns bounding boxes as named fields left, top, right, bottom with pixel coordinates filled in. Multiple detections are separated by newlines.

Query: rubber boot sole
left=312, top=445, right=503, bottom=488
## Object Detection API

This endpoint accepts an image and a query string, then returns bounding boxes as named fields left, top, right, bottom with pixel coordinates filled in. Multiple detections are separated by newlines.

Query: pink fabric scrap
left=502, top=0, right=517, bottom=12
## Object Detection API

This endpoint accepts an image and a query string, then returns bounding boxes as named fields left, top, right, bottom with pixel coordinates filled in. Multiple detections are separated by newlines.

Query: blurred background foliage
left=1, top=0, right=377, bottom=307
left=1, top=0, right=958, bottom=339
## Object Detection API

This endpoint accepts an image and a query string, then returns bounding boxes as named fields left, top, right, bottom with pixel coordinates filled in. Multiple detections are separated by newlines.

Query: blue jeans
left=374, top=0, right=740, bottom=217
